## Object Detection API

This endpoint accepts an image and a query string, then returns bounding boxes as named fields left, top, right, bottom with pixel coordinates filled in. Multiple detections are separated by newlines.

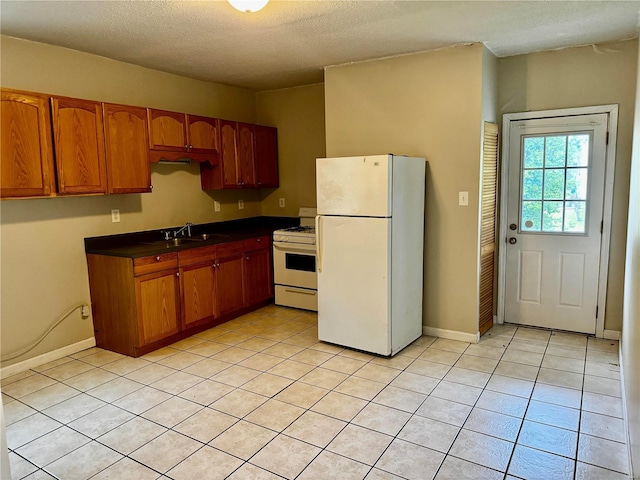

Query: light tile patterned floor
left=2, top=305, right=629, bottom=479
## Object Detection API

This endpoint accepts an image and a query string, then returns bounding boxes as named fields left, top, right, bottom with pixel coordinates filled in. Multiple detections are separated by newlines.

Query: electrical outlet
left=111, top=209, right=121, bottom=223
left=458, top=191, right=469, bottom=206
left=214, top=201, right=221, bottom=212
left=81, top=305, right=90, bottom=318
left=238, top=199, right=244, bottom=210
left=279, top=198, right=285, bottom=208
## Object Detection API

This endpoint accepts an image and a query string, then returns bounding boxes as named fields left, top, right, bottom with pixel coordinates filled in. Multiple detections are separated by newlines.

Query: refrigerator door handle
left=315, top=215, right=322, bottom=273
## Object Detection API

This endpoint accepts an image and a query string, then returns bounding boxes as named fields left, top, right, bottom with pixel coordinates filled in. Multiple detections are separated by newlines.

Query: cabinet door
left=51, top=97, right=107, bottom=194
left=1, top=89, right=56, bottom=198
left=148, top=109, right=187, bottom=151
left=103, top=104, right=151, bottom=194
left=244, top=248, right=273, bottom=305
left=237, top=122, right=256, bottom=187
left=135, top=269, right=180, bottom=346
left=214, top=254, right=245, bottom=316
left=187, top=115, right=219, bottom=153
left=180, top=261, right=215, bottom=329
left=255, top=125, right=279, bottom=187
left=219, top=119, right=239, bottom=188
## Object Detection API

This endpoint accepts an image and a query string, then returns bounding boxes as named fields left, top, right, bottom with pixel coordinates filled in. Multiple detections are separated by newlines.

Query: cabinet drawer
left=178, top=245, right=217, bottom=266
left=134, top=252, right=178, bottom=276
left=215, top=240, right=245, bottom=258
left=244, top=235, right=270, bottom=252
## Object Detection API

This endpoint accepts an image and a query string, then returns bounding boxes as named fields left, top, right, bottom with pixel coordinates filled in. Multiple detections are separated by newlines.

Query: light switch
left=111, top=209, right=121, bottom=223
left=214, top=201, right=221, bottom=212
left=238, top=199, right=244, bottom=210
left=458, top=192, right=469, bottom=206
left=279, top=198, right=285, bottom=208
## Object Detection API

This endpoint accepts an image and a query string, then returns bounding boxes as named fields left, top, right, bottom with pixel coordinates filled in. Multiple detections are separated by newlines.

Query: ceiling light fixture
left=227, top=0, right=269, bottom=13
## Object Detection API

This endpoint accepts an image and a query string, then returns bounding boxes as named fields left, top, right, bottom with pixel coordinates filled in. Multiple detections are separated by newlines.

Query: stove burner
left=283, top=226, right=314, bottom=233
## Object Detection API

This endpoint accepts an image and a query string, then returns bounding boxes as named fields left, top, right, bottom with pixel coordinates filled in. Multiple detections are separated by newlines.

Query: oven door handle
left=273, top=243, right=317, bottom=254
left=315, top=215, right=322, bottom=273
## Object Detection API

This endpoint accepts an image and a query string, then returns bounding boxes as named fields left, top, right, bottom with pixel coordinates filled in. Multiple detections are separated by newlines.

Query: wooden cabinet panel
left=103, top=104, right=151, bottom=194
left=188, top=116, right=218, bottom=153
left=181, top=262, right=215, bottom=329
left=237, top=122, right=256, bottom=187
left=244, top=248, right=272, bottom=305
left=255, top=125, right=279, bottom=187
left=215, top=254, right=245, bottom=316
left=219, top=119, right=239, bottom=188
left=135, top=269, right=180, bottom=346
left=51, top=97, right=107, bottom=194
left=148, top=109, right=187, bottom=151
left=1, top=89, right=56, bottom=198
left=133, top=252, right=178, bottom=276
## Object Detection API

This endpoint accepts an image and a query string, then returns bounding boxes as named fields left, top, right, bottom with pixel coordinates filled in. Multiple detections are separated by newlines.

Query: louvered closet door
left=479, top=122, right=498, bottom=335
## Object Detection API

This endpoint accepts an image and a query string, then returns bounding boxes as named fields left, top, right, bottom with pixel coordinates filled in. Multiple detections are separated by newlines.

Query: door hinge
left=601, top=220, right=604, bottom=234
left=606, top=132, right=609, bottom=145
left=596, top=305, right=599, bottom=318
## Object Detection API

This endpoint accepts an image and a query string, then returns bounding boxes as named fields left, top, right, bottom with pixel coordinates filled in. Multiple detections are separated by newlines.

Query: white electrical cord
left=0, top=303, right=89, bottom=362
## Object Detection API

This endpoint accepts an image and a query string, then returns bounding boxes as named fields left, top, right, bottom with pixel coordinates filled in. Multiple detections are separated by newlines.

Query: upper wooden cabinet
left=1, top=89, right=56, bottom=198
left=51, top=96, right=107, bottom=195
left=147, top=109, right=219, bottom=163
left=200, top=121, right=279, bottom=191
left=219, top=119, right=239, bottom=188
left=103, top=104, right=151, bottom=194
left=255, top=125, right=279, bottom=187
left=237, top=122, right=257, bottom=187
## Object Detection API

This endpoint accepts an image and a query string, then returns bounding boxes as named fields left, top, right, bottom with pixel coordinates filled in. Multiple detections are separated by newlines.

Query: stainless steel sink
left=198, top=233, right=230, bottom=240
left=140, top=237, right=204, bottom=247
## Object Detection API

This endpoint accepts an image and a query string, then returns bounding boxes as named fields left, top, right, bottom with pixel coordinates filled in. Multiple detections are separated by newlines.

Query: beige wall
left=621, top=41, right=640, bottom=479
left=256, top=84, right=326, bottom=215
left=325, top=44, right=486, bottom=336
left=0, top=36, right=261, bottom=367
left=498, top=39, right=638, bottom=331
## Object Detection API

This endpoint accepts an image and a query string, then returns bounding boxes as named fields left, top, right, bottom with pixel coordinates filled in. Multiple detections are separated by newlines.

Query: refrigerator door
left=316, top=155, right=391, bottom=217
left=317, top=215, right=391, bottom=355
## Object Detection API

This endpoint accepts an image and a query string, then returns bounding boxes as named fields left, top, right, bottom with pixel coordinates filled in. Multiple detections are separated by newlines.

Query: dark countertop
left=85, top=216, right=298, bottom=258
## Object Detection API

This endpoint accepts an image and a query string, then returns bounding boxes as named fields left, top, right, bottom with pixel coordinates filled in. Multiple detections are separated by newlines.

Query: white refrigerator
left=316, top=154, right=426, bottom=356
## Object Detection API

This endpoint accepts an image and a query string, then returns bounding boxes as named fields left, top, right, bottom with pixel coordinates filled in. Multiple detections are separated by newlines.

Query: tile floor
left=2, top=305, right=630, bottom=480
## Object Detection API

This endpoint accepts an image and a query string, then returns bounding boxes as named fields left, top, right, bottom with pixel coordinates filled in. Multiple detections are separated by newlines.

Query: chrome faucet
left=172, top=222, right=194, bottom=238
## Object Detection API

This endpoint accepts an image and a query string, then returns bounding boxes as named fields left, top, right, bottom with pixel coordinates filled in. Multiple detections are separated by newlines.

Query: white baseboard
left=423, top=326, right=480, bottom=344
left=0, top=338, right=96, bottom=379
left=618, top=335, right=634, bottom=479
left=604, top=329, right=621, bottom=340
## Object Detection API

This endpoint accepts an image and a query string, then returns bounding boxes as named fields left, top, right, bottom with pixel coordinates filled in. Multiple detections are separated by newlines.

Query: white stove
left=273, top=208, right=318, bottom=311
left=273, top=225, right=316, bottom=245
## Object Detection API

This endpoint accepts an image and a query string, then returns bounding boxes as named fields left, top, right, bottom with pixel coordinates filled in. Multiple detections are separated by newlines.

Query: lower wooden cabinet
left=87, top=236, right=274, bottom=357
left=244, top=247, right=272, bottom=305
left=135, top=269, right=181, bottom=345
left=215, top=254, right=245, bottom=317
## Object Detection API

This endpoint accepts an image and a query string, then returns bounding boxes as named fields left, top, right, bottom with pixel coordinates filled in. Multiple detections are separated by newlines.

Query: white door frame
left=497, top=105, right=619, bottom=338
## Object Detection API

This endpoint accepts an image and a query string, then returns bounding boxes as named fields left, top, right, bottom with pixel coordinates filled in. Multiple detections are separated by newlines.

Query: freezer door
left=317, top=215, right=391, bottom=355
left=316, top=155, right=391, bottom=217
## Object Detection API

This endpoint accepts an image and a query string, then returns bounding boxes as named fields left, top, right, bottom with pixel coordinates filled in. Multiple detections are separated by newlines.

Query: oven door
left=273, top=241, right=317, bottom=290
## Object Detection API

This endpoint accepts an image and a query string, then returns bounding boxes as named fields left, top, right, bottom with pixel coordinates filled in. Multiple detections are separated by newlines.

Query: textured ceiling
left=1, top=0, right=639, bottom=91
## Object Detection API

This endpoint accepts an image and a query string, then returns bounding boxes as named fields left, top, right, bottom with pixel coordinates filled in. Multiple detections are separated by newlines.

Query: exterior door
left=505, top=113, right=608, bottom=334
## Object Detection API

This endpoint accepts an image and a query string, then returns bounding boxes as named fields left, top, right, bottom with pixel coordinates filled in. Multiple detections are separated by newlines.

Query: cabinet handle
left=256, top=238, right=261, bottom=242
left=176, top=272, right=180, bottom=277
left=246, top=256, right=250, bottom=260
left=155, top=256, right=161, bottom=261
left=184, top=144, right=189, bottom=148
left=150, top=185, right=154, bottom=190
left=188, top=145, right=193, bottom=149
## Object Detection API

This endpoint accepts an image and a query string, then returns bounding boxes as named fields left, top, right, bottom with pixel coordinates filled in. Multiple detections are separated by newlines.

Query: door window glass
left=520, top=133, right=590, bottom=233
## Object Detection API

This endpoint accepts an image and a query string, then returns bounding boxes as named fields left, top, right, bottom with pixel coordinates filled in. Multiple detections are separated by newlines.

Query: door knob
left=509, top=223, right=517, bottom=231
left=509, top=237, right=517, bottom=244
